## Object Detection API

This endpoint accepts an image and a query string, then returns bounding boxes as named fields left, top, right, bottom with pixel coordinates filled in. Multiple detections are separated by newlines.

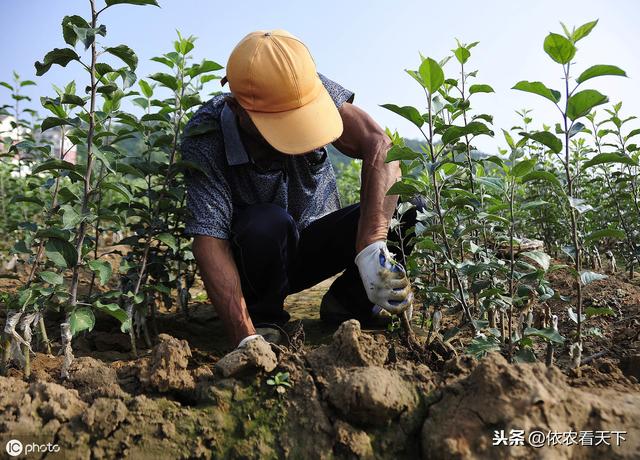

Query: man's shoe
left=254, top=326, right=282, bottom=344
left=320, top=291, right=392, bottom=329
left=254, top=319, right=304, bottom=347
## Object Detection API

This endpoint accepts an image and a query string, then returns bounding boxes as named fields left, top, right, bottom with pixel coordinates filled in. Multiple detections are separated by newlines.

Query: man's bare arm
left=192, top=235, right=256, bottom=346
left=332, top=103, right=401, bottom=252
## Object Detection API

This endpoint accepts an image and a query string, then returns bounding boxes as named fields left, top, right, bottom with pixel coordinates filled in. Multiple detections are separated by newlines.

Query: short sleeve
left=181, top=133, right=233, bottom=239
left=319, top=73, right=355, bottom=109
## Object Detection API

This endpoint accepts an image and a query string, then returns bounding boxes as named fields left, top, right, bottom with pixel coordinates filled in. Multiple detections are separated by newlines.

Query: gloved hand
left=355, top=241, right=413, bottom=315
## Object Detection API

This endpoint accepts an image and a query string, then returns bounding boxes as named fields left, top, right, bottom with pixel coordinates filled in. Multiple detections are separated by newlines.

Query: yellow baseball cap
left=224, top=30, right=343, bottom=155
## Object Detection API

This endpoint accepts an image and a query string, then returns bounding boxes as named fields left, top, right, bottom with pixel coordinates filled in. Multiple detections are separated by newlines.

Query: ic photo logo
left=5, top=439, right=23, bottom=457
left=4, top=438, right=60, bottom=457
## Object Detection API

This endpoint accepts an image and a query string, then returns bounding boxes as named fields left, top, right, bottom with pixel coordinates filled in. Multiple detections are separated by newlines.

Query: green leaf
left=104, top=0, right=159, bottom=7
left=469, top=84, right=494, bottom=94
left=568, top=307, right=585, bottom=324
left=520, top=131, right=563, bottom=154
left=512, top=159, right=536, bottom=177
left=573, top=20, right=598, bottom=42
left=524, top=327, right=565, bottom=344
left=625, top=128, right=640, bottom=141
left=151, top=56, right=174, bottom=68
left=521, top=199, right=549, bottom=210
left=584, top=228, right=627, bottom=244
left=385, top=145, right=420, bottom=162
left=94, top=301, right=129, bottom=330
left=466, top=336, right=501, bottom=358
left=512, top=80, right=561, bottom=103
left=35, top=48, right=80, bottom=76
left=12, top=196, right=44, bottom=207
left=41, top=116, right=77, bottom=132
left=380, top=104, right=423, bottom=128
left=576, top=65, right=627, bottom=84
left=188, top=59, right=223, bottom=78
left=386, top=181, right=420, bottom=197
left=568, top=122, right=585, bottom=138
left=568, top=197, right=593, bottom=214
left=32, top=159, right=76, bottom=174
left=149, top=72, right=178, bottom=91
left=61, top=15, right=90, bottom=46
left=97, top=83, right=118, bottom=94
left=88, top=259, right=112, bottom=286
left=156, top=233, right=177, bottom=251
left=441, top=121, right=493, bottom=145
left=138, top=79, right=153, bottom=98
left=71, top=24, right=107, bottom=50
left=416, top=238, right=443, bottom=253
left=453, top=46, right=471, bottom=65
left=520, top=250, right=551, bottom=271
left=514, top=347, right=537, bottom=363
left=140, top=113, right=171, bottom=123
left=40, top=96, right=66, bottom=118
left=502, top=130, right=515, bottom=149
left=418, top=57, right=445, bottom=94
left=61, top=204, right=82, bottom=229
left=567, top=90, right=608, bottom=121
left=104, top=45, right=138, bottom=71
left=45, top=238, right=77, bottom=268
left=585, top=306, right=616, bottom=318
left=582, top=152, right=638, bottom=169
left=69, top=307, right=95, bottom=336
left=543, top=33, right=576, bottom=64
left=61, top=93, right=85, bottom=106
left=102, top=182, right=133, bottom=202
left=40, top=271, right=64, bottom=285
left=580, top=271, right=607, bottom=286
left=521, top=170, right=562, bottom=189
left=95, top=62, right=115, bottom=76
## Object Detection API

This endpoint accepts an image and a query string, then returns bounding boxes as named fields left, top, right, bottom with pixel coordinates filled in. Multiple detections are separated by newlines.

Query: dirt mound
left=0, top=375, right=88, bottom=447
left=308, top=319, right=389, bottom=368
left=327, top=366, right=420, bottom=426
left=2, top=322, right=640, bottom=459
left=67, top=356, right=126, bottom=399
left=139, top=334, right=196, bottom=393
left=422, top=353, right=640, bottom=459
left=546, top=272, right=640, bottom=368
left=300, top=320, right=433, bottom=458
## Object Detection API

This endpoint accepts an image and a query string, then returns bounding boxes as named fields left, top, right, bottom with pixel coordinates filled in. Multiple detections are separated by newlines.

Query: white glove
left=238, top=334, right=263, bottom=348
left=355, top=241, right=413, bottom=315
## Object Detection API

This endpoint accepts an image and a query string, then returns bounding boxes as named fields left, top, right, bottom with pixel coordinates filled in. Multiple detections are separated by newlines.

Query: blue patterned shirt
left=181, top=74, right=354, bottom=239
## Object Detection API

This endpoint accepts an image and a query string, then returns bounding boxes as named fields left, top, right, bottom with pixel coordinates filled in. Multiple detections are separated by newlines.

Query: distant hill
left=327, top=138, right=428, bottom=168
left=328, top=138, right=492, bottom=176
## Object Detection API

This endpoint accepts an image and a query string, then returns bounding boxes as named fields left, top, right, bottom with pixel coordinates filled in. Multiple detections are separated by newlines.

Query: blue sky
left=1, top=0, right=639, bottom=152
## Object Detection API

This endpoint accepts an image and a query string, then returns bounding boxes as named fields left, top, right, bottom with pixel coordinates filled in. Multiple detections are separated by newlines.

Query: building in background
left=0, top=114, right=76, bottom=164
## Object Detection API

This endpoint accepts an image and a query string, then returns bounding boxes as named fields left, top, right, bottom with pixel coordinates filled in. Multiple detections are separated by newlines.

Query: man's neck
left=236, top=118, right=283, bottom=163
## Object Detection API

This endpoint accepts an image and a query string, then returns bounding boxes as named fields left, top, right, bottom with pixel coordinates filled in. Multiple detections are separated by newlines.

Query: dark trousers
left=230, top=201, right=422, bottom=325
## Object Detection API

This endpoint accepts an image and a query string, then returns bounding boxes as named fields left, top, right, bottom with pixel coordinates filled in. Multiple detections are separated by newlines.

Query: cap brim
left=246, top=87, right=343, bottom=155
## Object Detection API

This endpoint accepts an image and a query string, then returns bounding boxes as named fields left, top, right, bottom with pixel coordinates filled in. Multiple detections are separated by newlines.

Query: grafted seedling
left=513, top=19, right=627, bottom=369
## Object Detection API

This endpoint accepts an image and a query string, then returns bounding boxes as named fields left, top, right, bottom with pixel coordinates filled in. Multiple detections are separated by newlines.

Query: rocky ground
left=1, top=273, right=639, bottom=459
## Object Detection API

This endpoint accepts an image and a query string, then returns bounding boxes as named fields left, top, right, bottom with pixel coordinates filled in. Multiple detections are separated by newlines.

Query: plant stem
left=22, top=343, right=30, bottom=378
left=38, top=317, right=51, bottom=355
left=69, top=0, right=98, bottom=310
left=422, top=89, right=476, bottom=333
left=562, top=62, right=583, bottom=345
left=507, top=175, right=516, bottom=359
